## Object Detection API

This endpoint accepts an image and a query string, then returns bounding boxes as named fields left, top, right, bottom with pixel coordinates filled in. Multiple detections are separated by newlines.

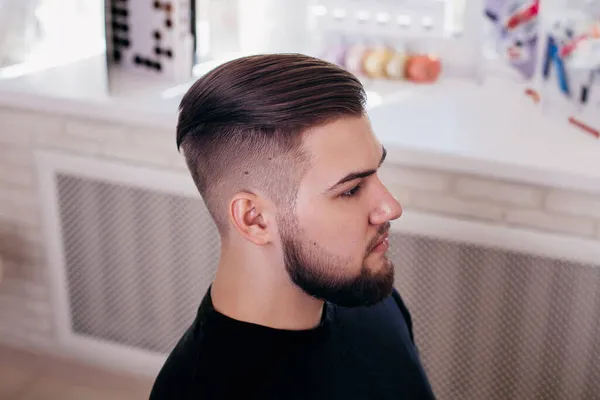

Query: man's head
left=178, top=54, right=402, bottom=307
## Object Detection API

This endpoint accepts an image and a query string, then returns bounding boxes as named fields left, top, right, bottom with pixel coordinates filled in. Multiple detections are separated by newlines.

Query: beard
left=279, top=219, right=395, bottom=308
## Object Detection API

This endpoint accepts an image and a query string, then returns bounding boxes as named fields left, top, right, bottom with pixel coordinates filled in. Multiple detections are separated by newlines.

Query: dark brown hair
left=177, top=53, right=366, bottom=235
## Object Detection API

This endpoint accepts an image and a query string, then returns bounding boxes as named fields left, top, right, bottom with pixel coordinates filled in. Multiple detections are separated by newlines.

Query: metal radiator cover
left=56, top=173, right=600, bottom=399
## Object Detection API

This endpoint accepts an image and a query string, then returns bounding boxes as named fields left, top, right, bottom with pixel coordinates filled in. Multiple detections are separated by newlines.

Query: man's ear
left=229, top=191, right=274, bottom=245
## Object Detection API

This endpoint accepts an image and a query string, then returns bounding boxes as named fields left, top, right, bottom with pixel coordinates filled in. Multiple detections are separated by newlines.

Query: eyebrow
left=324, top=146, right=387, bottom=193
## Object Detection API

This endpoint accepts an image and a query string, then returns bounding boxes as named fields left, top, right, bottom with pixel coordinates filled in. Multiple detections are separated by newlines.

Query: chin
left=366, top=252, right=392, bottom=270
left=364, top=257, right=394, bottom=282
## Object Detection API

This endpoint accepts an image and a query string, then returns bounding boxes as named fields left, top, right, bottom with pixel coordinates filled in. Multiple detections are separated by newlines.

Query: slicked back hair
left=177, top=53, right=367, bottom=236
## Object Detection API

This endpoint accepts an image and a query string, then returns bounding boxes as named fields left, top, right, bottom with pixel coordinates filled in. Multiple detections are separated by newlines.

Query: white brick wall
left=384, top=172, right=600, bottom=239
left=169, top=152, right=188, bottom=170
left=0, top=110, right=61, bottom=350
left=0, top=292, right=50, bottom=322
left=384, top=184, right=412, bottom=207
left=0, top=108, right=63, bottom=146
left=505, top=209, right=596, bottom=237
left=0, top=228, right=44, bottom=267
left=2, top=105, right=600, bottom=354
left=0, top=143, right=34, bottom=168
left=402, top=191, right=505, bottom=222
left=0, top=277, right=48, bottom=303
left=35, top=121, right=103, bottom=156
left=380, top=166, right=451, bottom=192
left=1, top=258, right=45, bottom=282
left=0, top=277, right=52, bottom=343
left=0, top=186, right=40, bottom=227
left=454, top=177, right=543, bottom=207
left=0, top=166, right=35, bottom=188
left=0, top=109, right=184, bottom=351
left=63, top=119, right=125, bottom=142
left=545, top=190, right=600, bottom=219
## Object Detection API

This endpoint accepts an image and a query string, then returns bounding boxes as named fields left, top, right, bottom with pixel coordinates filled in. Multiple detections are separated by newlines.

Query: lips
left=370, top=231, right=390, bottom=253
left=375, top=232, right=389, bottom=247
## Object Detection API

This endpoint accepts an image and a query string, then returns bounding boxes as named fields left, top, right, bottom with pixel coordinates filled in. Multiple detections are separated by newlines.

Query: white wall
left=1, top=105, right=599, bottom=352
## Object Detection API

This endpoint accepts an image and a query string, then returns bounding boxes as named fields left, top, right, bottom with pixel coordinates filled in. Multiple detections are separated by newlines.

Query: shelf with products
left=1, top=50, right=600, bottom=196
left=537, top=1, right=600, bottom=134
left=307, top=0, right=484, bottom=86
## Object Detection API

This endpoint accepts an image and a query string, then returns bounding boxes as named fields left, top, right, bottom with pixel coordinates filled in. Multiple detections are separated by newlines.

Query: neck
left=210, top=243, right=324, bottom=331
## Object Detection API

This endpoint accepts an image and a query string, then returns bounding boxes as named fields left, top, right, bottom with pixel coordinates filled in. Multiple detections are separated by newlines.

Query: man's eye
left=341, top=184, right=362, bottom=198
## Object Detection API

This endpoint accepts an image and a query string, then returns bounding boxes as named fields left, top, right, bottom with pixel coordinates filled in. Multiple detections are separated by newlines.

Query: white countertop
left=1, top=54, right=599, bottom=193
left=369, top=78, right=600, bottom=194
left=0, top=54, right=182, bottom=129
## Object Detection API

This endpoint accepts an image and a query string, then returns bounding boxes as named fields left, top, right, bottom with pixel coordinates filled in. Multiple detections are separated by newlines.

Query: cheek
left=296, top=197, right=369, bottom=257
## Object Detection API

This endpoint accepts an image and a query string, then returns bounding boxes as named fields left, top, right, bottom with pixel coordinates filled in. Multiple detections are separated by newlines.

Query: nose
left=369, top=182, right=403, bottom=226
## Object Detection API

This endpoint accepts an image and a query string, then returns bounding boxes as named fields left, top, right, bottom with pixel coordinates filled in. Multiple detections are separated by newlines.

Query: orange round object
left=405, top=55, right=442, bottom=83
left=363, top=48, right=395, bottom=79
left=384, top=51, right=408, bottom=80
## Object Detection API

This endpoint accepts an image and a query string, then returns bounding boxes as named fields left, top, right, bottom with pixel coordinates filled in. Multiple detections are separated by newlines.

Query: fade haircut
left=176, top=54, right=367, bottom=236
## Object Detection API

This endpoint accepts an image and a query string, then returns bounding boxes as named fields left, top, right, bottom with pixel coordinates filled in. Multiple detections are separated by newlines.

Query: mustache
left=367, top=222, right=391, bottom=252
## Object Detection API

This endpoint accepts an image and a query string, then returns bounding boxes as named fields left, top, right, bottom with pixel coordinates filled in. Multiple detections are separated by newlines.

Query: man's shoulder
left=331, top=287, right=415, bottom=340
left=149, top=323, right=201, bottom=399
left=149, top=292, right=249, bottom=400
left=149, top=313, right=274, bottom=400
left=339, top=287, right=415, bottom=344
left=387, top=287, right=415, bottom=343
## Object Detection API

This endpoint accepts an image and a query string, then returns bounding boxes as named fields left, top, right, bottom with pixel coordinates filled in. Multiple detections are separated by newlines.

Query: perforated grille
left=57, top=173, right=220, bottom=354
left=55, top=172, right=600, bottom=399
left=390, top=233, right=600, bottom=400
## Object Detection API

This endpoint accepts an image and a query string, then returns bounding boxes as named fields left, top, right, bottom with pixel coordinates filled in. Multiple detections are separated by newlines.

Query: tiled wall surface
left=1, top=106, right=599, bottom=351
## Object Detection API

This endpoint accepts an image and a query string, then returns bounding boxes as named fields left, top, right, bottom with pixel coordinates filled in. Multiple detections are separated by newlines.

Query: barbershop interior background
left=1, top=0, right=600, bottom=399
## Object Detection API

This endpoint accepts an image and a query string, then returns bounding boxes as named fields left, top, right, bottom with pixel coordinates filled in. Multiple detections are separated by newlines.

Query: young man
left=150, top=54, right=435, bottom=399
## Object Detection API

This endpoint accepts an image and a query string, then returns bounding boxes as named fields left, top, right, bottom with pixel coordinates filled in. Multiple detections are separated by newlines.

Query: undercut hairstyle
left=176, top=53, right=367, bottom=236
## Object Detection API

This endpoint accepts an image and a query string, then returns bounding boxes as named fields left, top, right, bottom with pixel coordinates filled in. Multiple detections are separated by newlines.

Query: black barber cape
left=150, top=287, right=435, bottom=399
